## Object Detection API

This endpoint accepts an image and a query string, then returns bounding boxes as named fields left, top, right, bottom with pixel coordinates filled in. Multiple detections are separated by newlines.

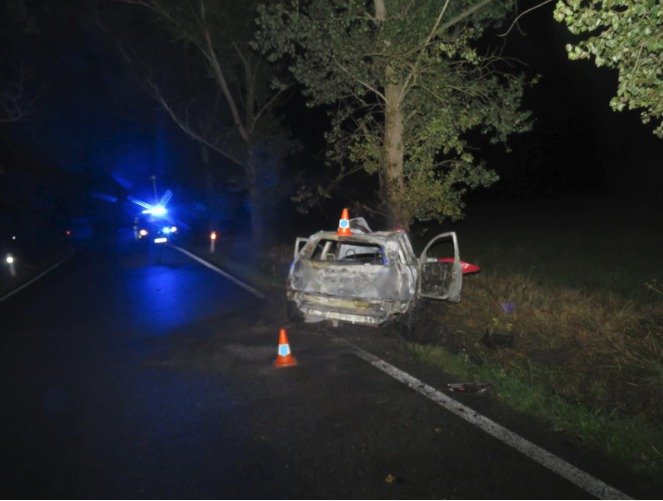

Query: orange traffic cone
left=274, top=328, right=298, bottom=368
left=337, top=208, right=352, bottom=236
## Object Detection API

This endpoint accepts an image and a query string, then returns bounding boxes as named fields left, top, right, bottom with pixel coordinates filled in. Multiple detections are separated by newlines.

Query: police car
left=133, top=214, right=178, bottom=244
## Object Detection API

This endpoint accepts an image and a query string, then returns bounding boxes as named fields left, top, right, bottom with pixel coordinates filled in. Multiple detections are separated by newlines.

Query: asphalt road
left=0, top=241, right=645, bottom=498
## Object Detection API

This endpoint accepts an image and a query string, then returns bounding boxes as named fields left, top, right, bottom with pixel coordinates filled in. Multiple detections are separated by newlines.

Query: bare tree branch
left=401, top=0, right=451, bottom=101
left=198, top=0, right=248, bottom=141
left=498, top=0, right=554, bottom=37
left=118, top=0, right=251, bottom=141
left=437, top=0, right=494, bottom=34
left=0, top=58, right=38, bottom=124
left=332, top=57, right=387, bottom=102
left=237, top=44, right=255, bottom=129
left=252, top=83, right=290, bottom=128
left=116, top=0, right=179, bottom=28
left=149, top=80, right=242, bottom=166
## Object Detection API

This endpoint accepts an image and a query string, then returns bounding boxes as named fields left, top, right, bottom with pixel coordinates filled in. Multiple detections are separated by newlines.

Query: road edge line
left=170, top=244, right=266, bottom=299
left=350, top=344, right=631, bottom=500
left=0, top=249, right=74, bottom=304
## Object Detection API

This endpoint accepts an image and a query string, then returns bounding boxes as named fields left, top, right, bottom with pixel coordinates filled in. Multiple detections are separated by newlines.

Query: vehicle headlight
left=139, top=229, right=148, bottom=236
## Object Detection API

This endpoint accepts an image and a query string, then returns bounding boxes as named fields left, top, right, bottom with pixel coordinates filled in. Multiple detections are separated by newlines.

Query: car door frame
left=293, top=237, right=308, bottom=260
left=417, top=232, right=462, bottom=302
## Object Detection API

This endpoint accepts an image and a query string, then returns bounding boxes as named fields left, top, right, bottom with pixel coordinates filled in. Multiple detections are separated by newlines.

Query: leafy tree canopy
left=554, top=0, right=663, bottom=137
left=257, top=0, right=531, bottom=225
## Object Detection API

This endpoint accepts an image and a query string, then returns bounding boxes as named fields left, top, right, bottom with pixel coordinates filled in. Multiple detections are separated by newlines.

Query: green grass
left=407, top=199, right=663, bottom=480
left=409, top=343, right=663, bottom=478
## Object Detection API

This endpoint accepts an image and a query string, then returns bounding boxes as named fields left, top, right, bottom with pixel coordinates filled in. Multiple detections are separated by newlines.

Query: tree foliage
left=111, top=0, right=298, bottom=244
left=256, top=0, right=531, bottom=227
left=554, top=0, right=663, bottom=137
left=1, top=0, right=40, bottom=124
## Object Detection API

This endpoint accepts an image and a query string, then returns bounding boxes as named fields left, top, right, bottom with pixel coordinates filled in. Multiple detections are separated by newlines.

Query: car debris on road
left=446, top=383, right=491, bottom=393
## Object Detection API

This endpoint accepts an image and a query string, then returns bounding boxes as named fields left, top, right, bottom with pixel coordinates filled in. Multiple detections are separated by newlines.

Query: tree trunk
left=200, top=144, right=218, bottom=231
left=376, top=1, right=408, bottom=230
left=383, top=67, right=408, bottom=231
left=245, top=146, right=264, bottom=246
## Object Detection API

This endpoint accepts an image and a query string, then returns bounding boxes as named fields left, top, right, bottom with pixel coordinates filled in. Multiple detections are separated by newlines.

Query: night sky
left=1, top=1, right=661, bottom=236
left=492, top=3, right=662, bottom=203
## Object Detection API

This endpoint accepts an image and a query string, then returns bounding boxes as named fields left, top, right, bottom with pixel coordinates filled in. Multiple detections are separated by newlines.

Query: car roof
left=310, top=229, right=405, bottom=244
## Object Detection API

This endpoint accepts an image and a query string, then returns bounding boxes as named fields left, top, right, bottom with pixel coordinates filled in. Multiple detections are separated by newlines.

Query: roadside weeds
left=409, top=271, right=662, bottom=480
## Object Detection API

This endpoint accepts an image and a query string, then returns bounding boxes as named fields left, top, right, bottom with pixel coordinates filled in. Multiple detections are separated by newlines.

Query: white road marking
left=350, top=344, right=631, bottom=500
left=0, top=250, right=74, bottom=304
left=170, top=245, right=266, bottom=299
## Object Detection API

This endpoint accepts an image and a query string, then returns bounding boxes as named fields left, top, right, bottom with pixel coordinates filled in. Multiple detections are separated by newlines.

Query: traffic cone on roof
left=274, top=328, right=298, bottom=368
left=337, top=208, right=352, bottom=236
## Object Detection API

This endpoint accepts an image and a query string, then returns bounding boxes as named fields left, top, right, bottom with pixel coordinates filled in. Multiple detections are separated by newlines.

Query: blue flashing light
left=131, top=190, right=173, bottom=218
left=159, top=190, right=173, bottom=207
left=162, top=226, right=171, bottom=234
left=129, top=197, right=153, bottom=210
left=142, top=206, right=168, bottom=217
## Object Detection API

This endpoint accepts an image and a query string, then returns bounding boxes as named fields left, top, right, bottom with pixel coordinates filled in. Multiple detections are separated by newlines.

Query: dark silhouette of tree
left=109, top=0, right=298, bottom=244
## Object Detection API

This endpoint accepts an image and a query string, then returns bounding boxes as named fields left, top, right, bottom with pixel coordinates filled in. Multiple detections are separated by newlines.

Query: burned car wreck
left=287, top=209, right=477, bottom=326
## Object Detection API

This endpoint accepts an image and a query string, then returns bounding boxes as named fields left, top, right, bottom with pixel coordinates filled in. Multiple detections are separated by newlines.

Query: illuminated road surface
left=0, top=242, right=647, bottom=498
left=1, top=244, right=260, bottom=497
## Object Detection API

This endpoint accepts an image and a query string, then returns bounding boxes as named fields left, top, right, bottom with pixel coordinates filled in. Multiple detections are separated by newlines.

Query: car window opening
left=310, top=239, right=386, bottom=265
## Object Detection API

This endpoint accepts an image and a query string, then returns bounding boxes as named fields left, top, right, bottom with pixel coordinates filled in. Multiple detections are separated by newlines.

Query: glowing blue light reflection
left=131, top=190, right=173, bottom=218
left=143, top=206, right=168, bottom=217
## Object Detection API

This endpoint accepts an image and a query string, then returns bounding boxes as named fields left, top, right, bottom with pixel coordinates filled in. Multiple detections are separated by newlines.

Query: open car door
left=418, top=232, right=462, bottom=302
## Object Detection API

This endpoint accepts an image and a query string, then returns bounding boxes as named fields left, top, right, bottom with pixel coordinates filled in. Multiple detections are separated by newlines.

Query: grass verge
left=409, top=343, right=662, bottom=479
left=409, top=270, right=662, bottom=480
left=407, top=201, right=663, bottom=480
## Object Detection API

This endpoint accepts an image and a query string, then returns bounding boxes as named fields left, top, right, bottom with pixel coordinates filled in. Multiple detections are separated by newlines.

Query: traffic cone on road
left=337, top=208, right=352, bottom=236
left=274, top=328, right=298, bottom=368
